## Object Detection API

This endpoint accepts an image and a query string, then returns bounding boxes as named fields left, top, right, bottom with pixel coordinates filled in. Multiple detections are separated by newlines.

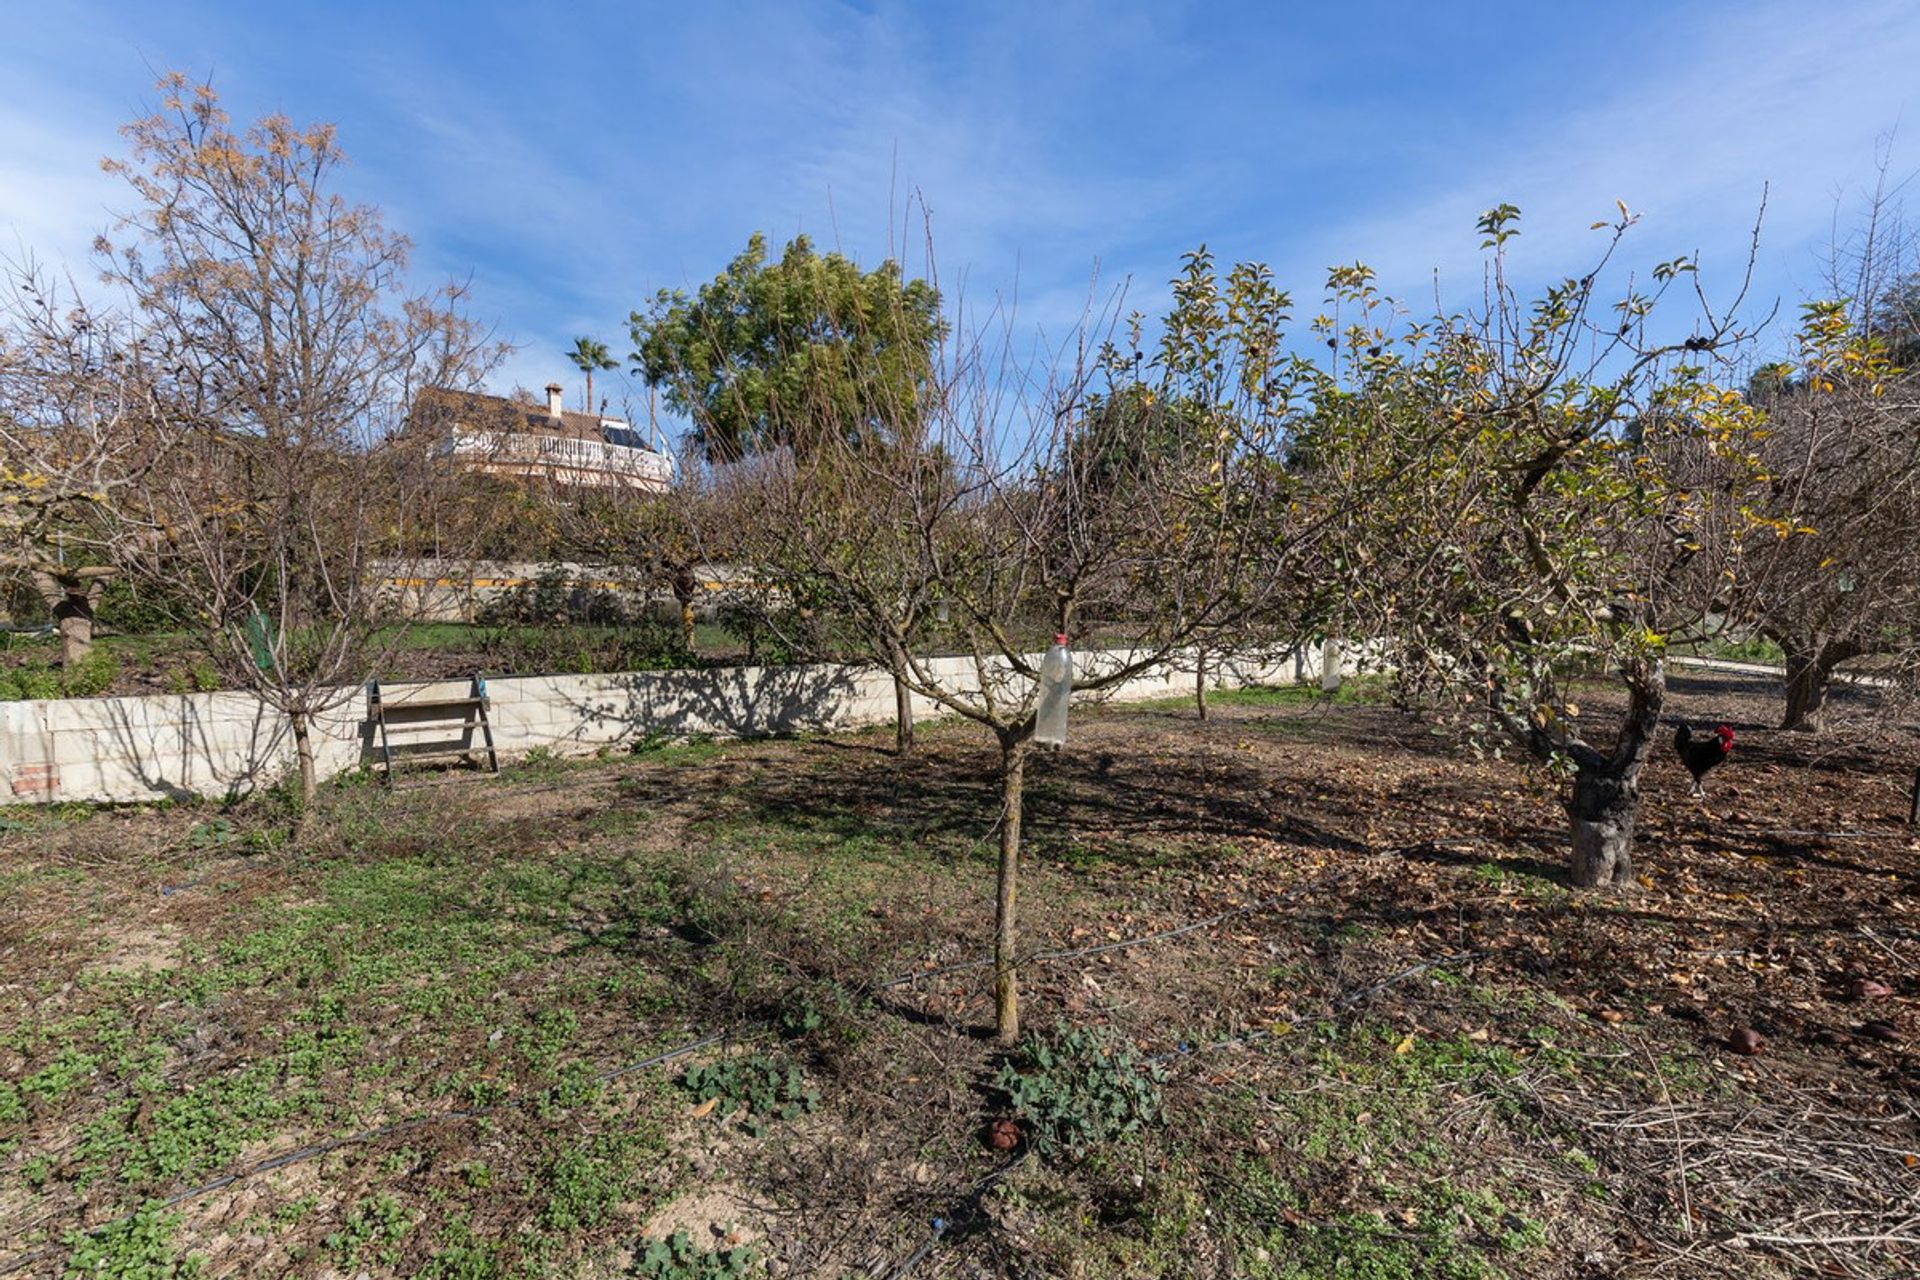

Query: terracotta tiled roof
left=413, top=387, right=621, bottom=444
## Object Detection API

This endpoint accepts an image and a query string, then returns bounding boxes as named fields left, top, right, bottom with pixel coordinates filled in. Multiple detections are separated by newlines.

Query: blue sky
left=3, top=0, right=1916, bottom=423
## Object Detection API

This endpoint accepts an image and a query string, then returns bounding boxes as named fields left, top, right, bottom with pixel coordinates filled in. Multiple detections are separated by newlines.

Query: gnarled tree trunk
left=669, top=565, right=699, bottom=652
left=1569, top=765, right=1643, bottom=888
left=34, top=570, right=108, bottom=669
left=1567, top=659, right=1665, bottom=889
left=1780, top=638, right=1860, bottom=732
left=53, top=587, right=100, bottom=669
left=1195, top=648, right=1208, bottom=720
left=994, top=735, right=1029, bottom=1043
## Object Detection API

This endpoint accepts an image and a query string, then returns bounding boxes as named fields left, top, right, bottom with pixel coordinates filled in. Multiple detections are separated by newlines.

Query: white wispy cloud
left=4, top=0, right=1914, bottom=402
left=1262, top=0, right=1920, bottom=335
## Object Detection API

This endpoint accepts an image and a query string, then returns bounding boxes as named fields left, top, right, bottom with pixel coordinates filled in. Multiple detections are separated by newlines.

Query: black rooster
left=1673, top=721, right=1735, bottom=797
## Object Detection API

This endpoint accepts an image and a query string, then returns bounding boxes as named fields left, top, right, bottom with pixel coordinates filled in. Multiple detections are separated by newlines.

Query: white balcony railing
left=443, top=430, right=672, bottom=489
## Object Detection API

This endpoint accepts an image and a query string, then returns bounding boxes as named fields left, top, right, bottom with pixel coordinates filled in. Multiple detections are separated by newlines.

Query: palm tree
left=567, top=336, right=619, bottom=416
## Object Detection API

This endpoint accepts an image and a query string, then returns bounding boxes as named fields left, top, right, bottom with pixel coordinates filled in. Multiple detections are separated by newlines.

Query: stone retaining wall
left=0, top=647, right=1337, bottom=806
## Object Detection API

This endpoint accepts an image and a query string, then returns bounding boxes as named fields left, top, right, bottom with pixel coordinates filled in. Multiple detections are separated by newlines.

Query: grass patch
left=1677, top=633, right=1785, bottom=665
left=629, top=732, right=730, bottom=766
left=1139, top=675, right=1392, bottom=713
left=61, top=1202, right=205, bottom=1278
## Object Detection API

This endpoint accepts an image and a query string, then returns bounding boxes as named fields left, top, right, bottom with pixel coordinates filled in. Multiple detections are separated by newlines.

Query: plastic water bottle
left=1034, top=634, right=1071, bottom=747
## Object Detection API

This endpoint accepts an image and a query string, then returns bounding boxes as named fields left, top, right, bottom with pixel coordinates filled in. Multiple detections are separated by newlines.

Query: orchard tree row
left=4, top=78, right=1916, bottom=1039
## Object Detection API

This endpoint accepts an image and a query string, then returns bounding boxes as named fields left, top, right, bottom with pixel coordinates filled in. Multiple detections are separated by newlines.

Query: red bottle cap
left=1054, top=634, right=1069, bottom=645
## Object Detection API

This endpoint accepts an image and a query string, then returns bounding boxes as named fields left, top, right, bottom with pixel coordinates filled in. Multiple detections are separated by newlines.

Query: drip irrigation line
left=153, top=772, right=636, bottom=899
left=12, top=852, right=1399, bottom=1270
left=21, top=816, right=1014, bottom=1262
left=880, top=944, right=1485, bottom=1278
left=1334, top=949, right=1484, bottom=1011
left=0, top=1031, right=736, bottom=1276
left=1751, top=828, right=1916, bottom=842
left=11, top=844, right=1406, bottom=1273
left=31, top=734, right=1909, bottom=1271
left=878, top=1152, right=1031, bottom=1280
left=1144, top=948, right=1483, bottom=1068
left=874, top=856, right=1391, bottom=995
left=158, top=858, right=267, bottom=898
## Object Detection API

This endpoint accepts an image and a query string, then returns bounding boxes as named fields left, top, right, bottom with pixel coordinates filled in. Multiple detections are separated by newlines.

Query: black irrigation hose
left=1333, top=949, right=1484, bottom=1011
left=153, top=772, right=631, bottom=899
left=876, top=950, right=1486, bottom=1280
left=4, top=849, right=1406, bottom=1274
left=874, top=930, right=1484, bottom=1278
left=870, top=855, right=1395, bottom=996
left=0, top=1032, right=734, bottom=1276
left=39, top=763, right=1912, bottom=1271
left=879, top=1152, right=1031, bottom=1280
left=158, top=857, right=268, bottom=898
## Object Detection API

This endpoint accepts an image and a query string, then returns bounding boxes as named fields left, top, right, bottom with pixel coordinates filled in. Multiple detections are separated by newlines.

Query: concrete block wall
left=0, top=643, right=1344, bottom=806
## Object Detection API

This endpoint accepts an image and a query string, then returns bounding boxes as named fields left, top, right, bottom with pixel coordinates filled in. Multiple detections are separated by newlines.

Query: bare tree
left=0, top=264, right=175, bottom=666
left=1735, top=176, right=1920, bottom=730
left=713, top=436, right=938, bottom=755
left=1740, top=314, right=1919, bottom=729
left=722, top=248, right=1323, bottom=1040
left=538, top=458, right=715, bottom=659
left=99, top=74, right=501, bottom=805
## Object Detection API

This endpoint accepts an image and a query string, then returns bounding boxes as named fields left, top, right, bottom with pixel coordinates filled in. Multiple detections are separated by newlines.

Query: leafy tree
left=1077, top=253, right=1319, bottom=715
left=1308, top=204, right=1771, bottom=887
left=1820, top=159, right=1920, bottom=368
left=1729, top=179, right=1920, bottom=730
left=566, top=335, right=618, bottom=417
left=628, top=233, right=944, bottom=462
left=626, top=232, right=945, bottom=749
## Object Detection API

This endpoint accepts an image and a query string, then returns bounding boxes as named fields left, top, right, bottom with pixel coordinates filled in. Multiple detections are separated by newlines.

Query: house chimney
left=545, top=382, right=564, bottom=420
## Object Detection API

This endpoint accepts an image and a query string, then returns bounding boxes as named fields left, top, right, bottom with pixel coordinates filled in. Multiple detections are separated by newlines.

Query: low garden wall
left=0, top=646, right=1339, bottom=806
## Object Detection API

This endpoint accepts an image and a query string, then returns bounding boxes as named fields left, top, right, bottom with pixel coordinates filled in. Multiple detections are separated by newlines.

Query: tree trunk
left=1195, top=649, right=1208, bottom=720
left=53, top=589, right=98, bottom=669
left=1780, top=646, right=1827, bottom=732
left=1780, top=639, right=1857, bottom=733
left=290, top=710, right=317, bottom=809
left=1569, top=765, right=1641, bottom=888
left=893, top=670, right=915, bottom=756
left=669, top=566, right=698, bottom=652
left=288, top=710, right=318, bottom=832
left=994, top=738, right=1029, bottom=1044
left=1320, top=636, right=1342, bottom=693
left=1566, top=659, right=1664, bottom=889
left=34, top=572, right=103, bottom=668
